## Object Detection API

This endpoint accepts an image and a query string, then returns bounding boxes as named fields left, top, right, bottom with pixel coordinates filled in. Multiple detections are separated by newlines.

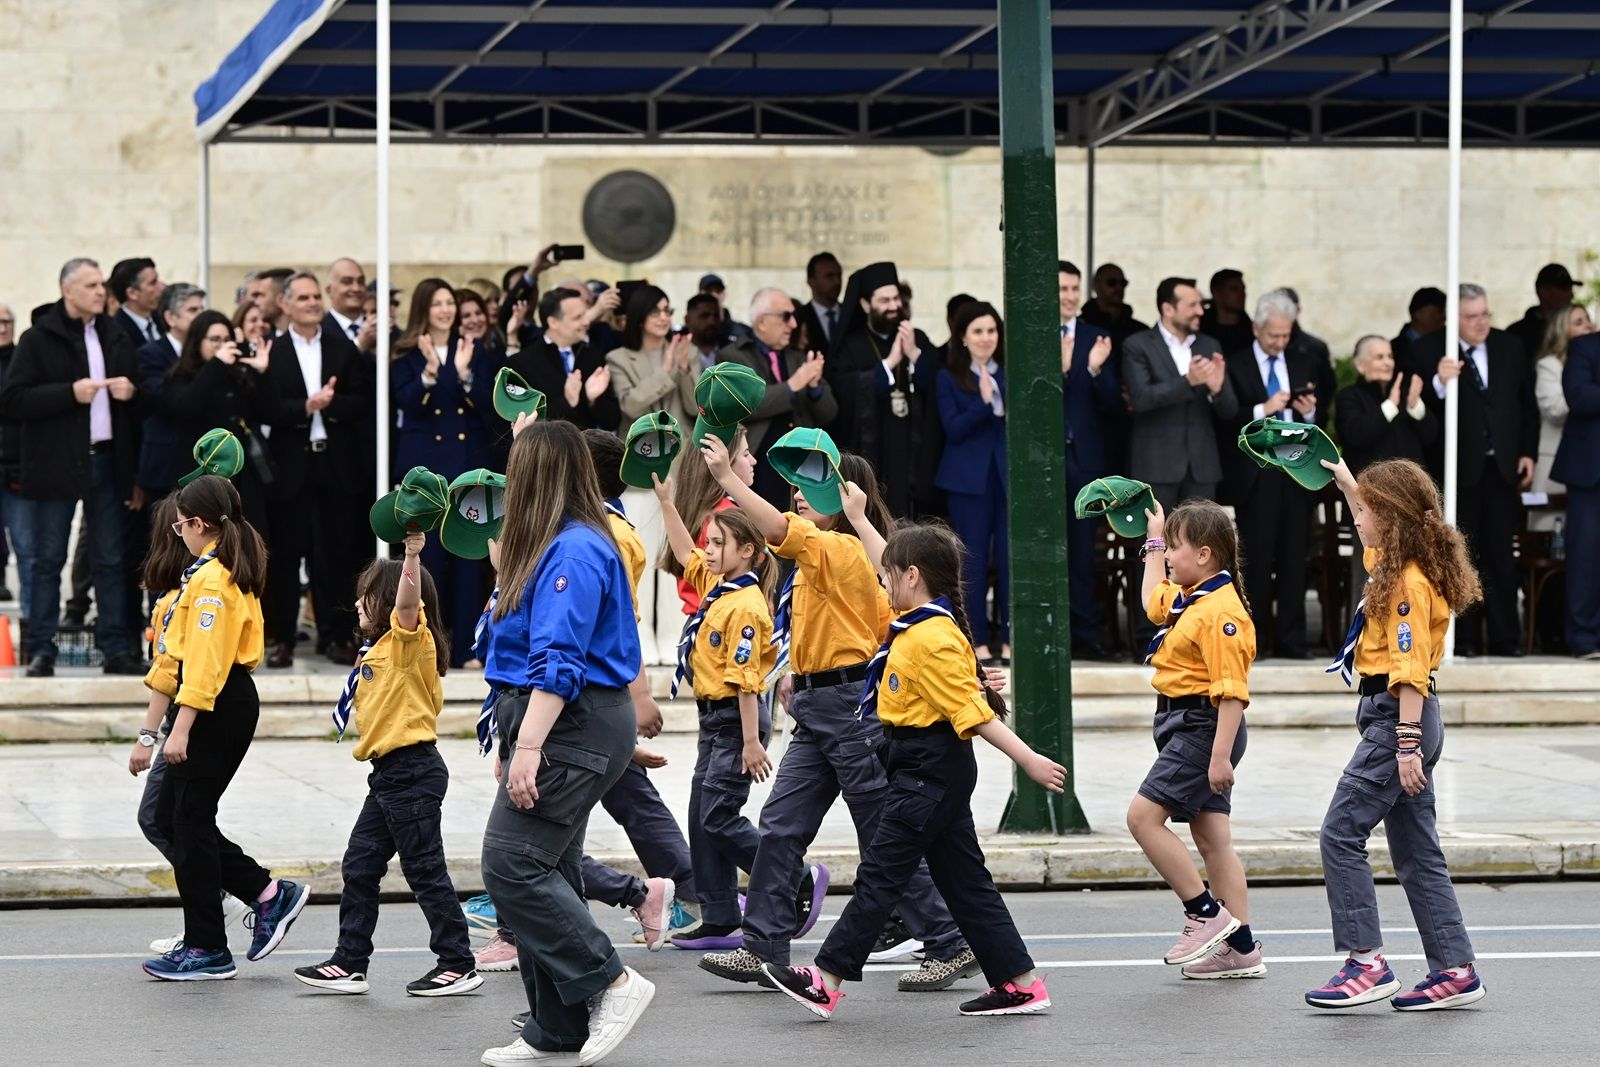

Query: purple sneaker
left=1391, top=967, right=1486, bottom=1011
left=795, top=863, right=830, bottom=939
left=1304, top=958, right=1402, bottom=1008
left=670, top=922, right=744, bottom=951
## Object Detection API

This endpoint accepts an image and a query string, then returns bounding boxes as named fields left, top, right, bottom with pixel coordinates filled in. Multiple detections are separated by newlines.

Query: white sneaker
left=579, top=967, right=655, bottom=1065
left=222, top=893, right=252, bottom=927
left=481, top=1037, right=582, bottom=1066
left=149, top=934, right=183, bottom=954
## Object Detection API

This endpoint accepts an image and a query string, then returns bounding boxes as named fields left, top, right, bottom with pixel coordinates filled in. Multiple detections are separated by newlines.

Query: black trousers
left=815, top=724, right=1033, bottom=988
left=267, top=452, right=361, bottom=648
left=333, top=742, right=474, bottom=973
left=1236, top=469, right=1310, bottom=656
left=1454, top=457, right=1521, bottom=652
left=153, top=667, right=272, bottom=952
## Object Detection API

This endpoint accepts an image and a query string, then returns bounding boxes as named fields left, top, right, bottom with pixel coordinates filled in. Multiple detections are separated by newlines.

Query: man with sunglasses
left=1080, top=263, right=1150, bottom=363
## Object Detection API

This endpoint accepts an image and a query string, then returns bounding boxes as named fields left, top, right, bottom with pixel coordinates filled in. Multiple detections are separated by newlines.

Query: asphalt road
left=6, top=882, right=1598, bottom=1066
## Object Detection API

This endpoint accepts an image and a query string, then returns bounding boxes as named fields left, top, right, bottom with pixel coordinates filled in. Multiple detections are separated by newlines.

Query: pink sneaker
left=633, top=876, right=674, bottom=952
left=763, top=963, right=845, bottom=1020
left=1181, top=941, right=1266, bottom=979
left=474, top=932, right=519, bottom=972
left=1163, top=906, right=1241, bottom=965
left=959, top=977, right=1051, bottom=1015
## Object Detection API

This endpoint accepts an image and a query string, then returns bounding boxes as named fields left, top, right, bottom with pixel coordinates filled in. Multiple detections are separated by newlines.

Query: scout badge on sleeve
left=620, top=410, right=683, bottom=489
left=1237, top=417, right=1342, bottom=491
left=369, top=466, right=451, bottom=543
left=439, top=469, right=508, bottom=559
left=492, top=366, right=547, bottom=423
left=1073, top=475, right=1157, bottom=538
left=691, top=363, right=766, bottom=447
left=177, top=427, right=245, bottom=487
left=766, top=426, right=845, bottom=515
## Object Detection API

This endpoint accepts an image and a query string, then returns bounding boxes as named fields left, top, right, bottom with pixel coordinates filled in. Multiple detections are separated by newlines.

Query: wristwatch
left=138, top=728, right=159, bottom=748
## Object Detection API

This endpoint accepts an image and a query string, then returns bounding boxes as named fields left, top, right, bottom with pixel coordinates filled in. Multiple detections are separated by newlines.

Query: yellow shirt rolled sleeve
left=1198, top=610, right=1253, bottom=707
left=1353, top=549, right=1448, bottom=695
left=914, top=640, right=996, bottom=740
left=171, top=566, right=264, bottom=712
left=771, top=513, right=891, bottom=673
left=144, top=591, right=180, bottom=698
left=351, top=605, right=445, bottom=762
left=1146, top=581, right=1179, bottom=626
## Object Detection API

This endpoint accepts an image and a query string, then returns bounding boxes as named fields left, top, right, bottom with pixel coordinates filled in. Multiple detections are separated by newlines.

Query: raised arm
left=396, top=531, right=424, bottom=632
left=1140, top=500, right=1169, bottom=610
left=702, top=434, right=789, bottom=544
left=1321, top=456, right=1360, bottom=519
left=839, top=481, right=887, bottom=570
left=651, top=474, right=697, bottom=568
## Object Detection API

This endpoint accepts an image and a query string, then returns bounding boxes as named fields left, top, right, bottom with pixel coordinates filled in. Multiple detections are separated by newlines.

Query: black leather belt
left=307, top=439, right=329, bottom=453
left=793, top=662, right=870, bottom=691
left=696, top=697, right=739, bottom=714
left=1155, top=694, right=1211, bottom=712
left=1360, top=674, right=1436, bottom=697
left=884, top=721, right=957, bottom=739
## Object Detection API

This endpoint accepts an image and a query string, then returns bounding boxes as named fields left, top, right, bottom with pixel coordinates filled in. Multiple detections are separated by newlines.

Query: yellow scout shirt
left=162, top=552, right=264, bottom=712
left=1145, top=578, right=1254, bottom=707
left=352, top=605, right=445, bottom=762
left=144, top=589, right=181, bottom=699
left=874, top=612, right=995, bottom=740
left=607, top=511, right=647, bottom=622
left=684, top=551, right=774, bottom=698
left=772, top=513, right=894, bottom=674
left=1353, top=547, right=1448, bottom=695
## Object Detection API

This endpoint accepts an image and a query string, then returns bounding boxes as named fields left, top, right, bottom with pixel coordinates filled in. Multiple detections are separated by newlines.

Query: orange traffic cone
left=0, top=615, right=15, bottom=668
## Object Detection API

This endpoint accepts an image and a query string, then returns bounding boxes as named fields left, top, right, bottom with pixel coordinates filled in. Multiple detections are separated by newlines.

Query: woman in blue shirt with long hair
left=478, top=420, right=655, bottom=1067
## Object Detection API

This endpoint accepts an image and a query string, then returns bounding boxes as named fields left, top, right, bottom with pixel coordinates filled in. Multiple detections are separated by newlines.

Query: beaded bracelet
left=1396, top=749, right=1422, bottom=762
left=1140, top=538, right=1167, bottom=561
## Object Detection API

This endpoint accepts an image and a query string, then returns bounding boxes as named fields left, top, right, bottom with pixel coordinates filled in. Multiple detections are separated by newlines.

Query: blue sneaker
left=1391, top=967, right=1486, bottom=1011
left=462, top=893, right=498, bottom=937
left=1304, top=957, right=1402, bottom=1008
left=666, top=899, right=697, bottom=940
left=245, top=879, right=309, bottom=962
left=143, top=944, right=237, bottom=981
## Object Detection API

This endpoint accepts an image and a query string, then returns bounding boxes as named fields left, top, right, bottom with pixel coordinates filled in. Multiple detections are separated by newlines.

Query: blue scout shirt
left=484, top=519, right=641, bottom=700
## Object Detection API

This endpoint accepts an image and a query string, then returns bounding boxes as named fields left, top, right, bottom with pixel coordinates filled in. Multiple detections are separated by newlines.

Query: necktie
left=855, top=598, right=972, bottom=721
left=473, top=588, right=500, bottom=754
left=825, top=307, right=838, bottom=340
left=348, top=320, right=359, bottom=338
left=1267, top=355, right=1289, bottom=421
left=1326, top=586, right=1368, bottom=688
left=560, top=347, right=574, bottom=375
left=331, top=640, right=376, bottom=742
left=768, top=568, right=795, bottom=685
left=766, top=347, right=784, bottom=384
left=673, top=571, right=761, bottom=698
left=157, top=548, right=219, bottom=654
left=146, top=320, right=158, bottom=342
left=1144, top=571, right=1235, bottom=664
left=1460, top=345, right=1494, bottom=451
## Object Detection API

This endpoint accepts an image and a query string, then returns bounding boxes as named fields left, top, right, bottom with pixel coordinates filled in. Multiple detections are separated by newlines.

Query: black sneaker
left=25, top=654, right=55, bottom=678
left=958, top=977, right=1051, bottom=1016
left=102, top=652, right=146, bottom=675
left=867, top=917, right=923, bottom=963
left=293, top=959, right=370, bottom=994
left=245, top=879, right=309, bottom=961
left=406, top=965, right=484, bottom=997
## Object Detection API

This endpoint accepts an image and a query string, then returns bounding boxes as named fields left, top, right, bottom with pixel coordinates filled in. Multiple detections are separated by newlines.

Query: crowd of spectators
left=1, top=249, right=1595, bottom=677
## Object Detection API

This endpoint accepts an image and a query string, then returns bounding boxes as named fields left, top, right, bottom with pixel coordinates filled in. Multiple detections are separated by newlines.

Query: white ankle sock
left=1443, top=965, right=1472, bottom=980
left=1349, top=948, right=1383, bottom=966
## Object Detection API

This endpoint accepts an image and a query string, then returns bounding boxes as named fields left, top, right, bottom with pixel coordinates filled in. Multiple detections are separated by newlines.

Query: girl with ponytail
left=761, top=491, right=1065, bottom=1022
left=143, top=474, right=311, bottom=983
left=1127, top=498, right=1262, bottom=980
left=1305, top=457, right=1487, bottom=1012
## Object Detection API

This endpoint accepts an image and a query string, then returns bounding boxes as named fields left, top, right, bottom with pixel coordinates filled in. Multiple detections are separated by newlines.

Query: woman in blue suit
left=934, top=300, right=1009, bottom=663
left=391, top=277, right=495, bottom=666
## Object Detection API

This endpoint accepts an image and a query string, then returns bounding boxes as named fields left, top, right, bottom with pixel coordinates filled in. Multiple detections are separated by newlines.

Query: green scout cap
left=369, top=466, right=451, bottom=543
left=692, top=363, right=766, bottom=448
left=177, top=428, right=244, bottom=487
left=620, top=411, right=683, bottom=490
left=439, top=469, right=507, bottom=560
left=767, top=427, right=844, bottom=515
left=492, top=366, right=547, bottom=424
left=1237, top=417, right=1342, bottom=491
left=1073, top=476, right=1157, bottom=538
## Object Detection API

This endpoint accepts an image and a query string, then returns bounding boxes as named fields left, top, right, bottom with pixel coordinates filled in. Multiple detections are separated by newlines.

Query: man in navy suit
left=1551, top=332, right=1600, bottom=658
left=1059, top=261, right=1122, bottom=658
left=108, top=258, right=165, bottom=349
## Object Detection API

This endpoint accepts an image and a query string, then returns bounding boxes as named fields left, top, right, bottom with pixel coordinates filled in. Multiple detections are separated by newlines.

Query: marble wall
left=2, top=0, right=1597, bottom=358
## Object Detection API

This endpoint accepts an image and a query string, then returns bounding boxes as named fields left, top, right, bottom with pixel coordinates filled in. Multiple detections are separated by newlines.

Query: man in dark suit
left=1392, top=286, right=1446, bottom=366
left=0, top=258, right=144, bottom=676
left=107, top=258, right=166, bottom=350
left=718, top=287, right=838, bottom=510
left=1409, top=283, right=1539, bottom=656
left=503, top=287, right=621, bottom=433
left=1552, top=332, right=1600, bottom=658
left=797, top=251, right=844, bottom=356
left=1219, top=291, right=1324, bottom=659
left=1059, top=260, right=1122, bottom=658
left=1200, top=268, right=1253, bottom=357
left=262, top=271, right=372, bottom=667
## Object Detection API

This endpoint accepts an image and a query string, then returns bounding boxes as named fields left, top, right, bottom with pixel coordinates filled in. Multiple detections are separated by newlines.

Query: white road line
left=864, top=950, right=1600, bottom=972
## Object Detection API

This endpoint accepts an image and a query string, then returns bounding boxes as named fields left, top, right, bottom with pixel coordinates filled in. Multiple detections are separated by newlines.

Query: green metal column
left=997, top=0, right=1089, bottom=834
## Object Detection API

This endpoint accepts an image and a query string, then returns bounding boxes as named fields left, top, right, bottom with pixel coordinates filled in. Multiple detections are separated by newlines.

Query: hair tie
left=1422, top=510, right=1439, bottom=527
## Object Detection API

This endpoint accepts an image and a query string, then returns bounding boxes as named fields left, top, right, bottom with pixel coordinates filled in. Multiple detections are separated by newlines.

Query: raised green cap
left=370, top=466, right=451, bottom=543
left=439, top=468, right=507, bottom=559
left=767, top=426, right=844, bottom=515
left=177, top=428, right=244, bottom=487
left=620, top=410, right=683, bottom=490
left=1074, top=475, right=1157, bottom=538
left=492, top=366, right=547, bottom=423
left=692, top=362, right=766, bottom=447
left=1237, top=417, right=1342, bottom=491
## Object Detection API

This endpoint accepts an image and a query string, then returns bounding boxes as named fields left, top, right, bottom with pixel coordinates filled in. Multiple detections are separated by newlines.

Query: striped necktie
left=157, top=548, right=218, bottom=654
left=1144, top=571, right=1234, bottom=664
left=855, top=597, right=956, bottom=722
left=768, top=567, right=795, bottom=685
left=331, top=640, right=376, bottom=742
left=1326, top=587, right=1369, bottom=688
left=474, top=588, right=500, bottom=755
left=673, top=571, right=760, bottom=699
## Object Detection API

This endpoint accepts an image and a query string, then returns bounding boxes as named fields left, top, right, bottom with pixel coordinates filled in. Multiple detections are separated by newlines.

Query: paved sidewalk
left=5, top=725, right=1600, bottom=902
